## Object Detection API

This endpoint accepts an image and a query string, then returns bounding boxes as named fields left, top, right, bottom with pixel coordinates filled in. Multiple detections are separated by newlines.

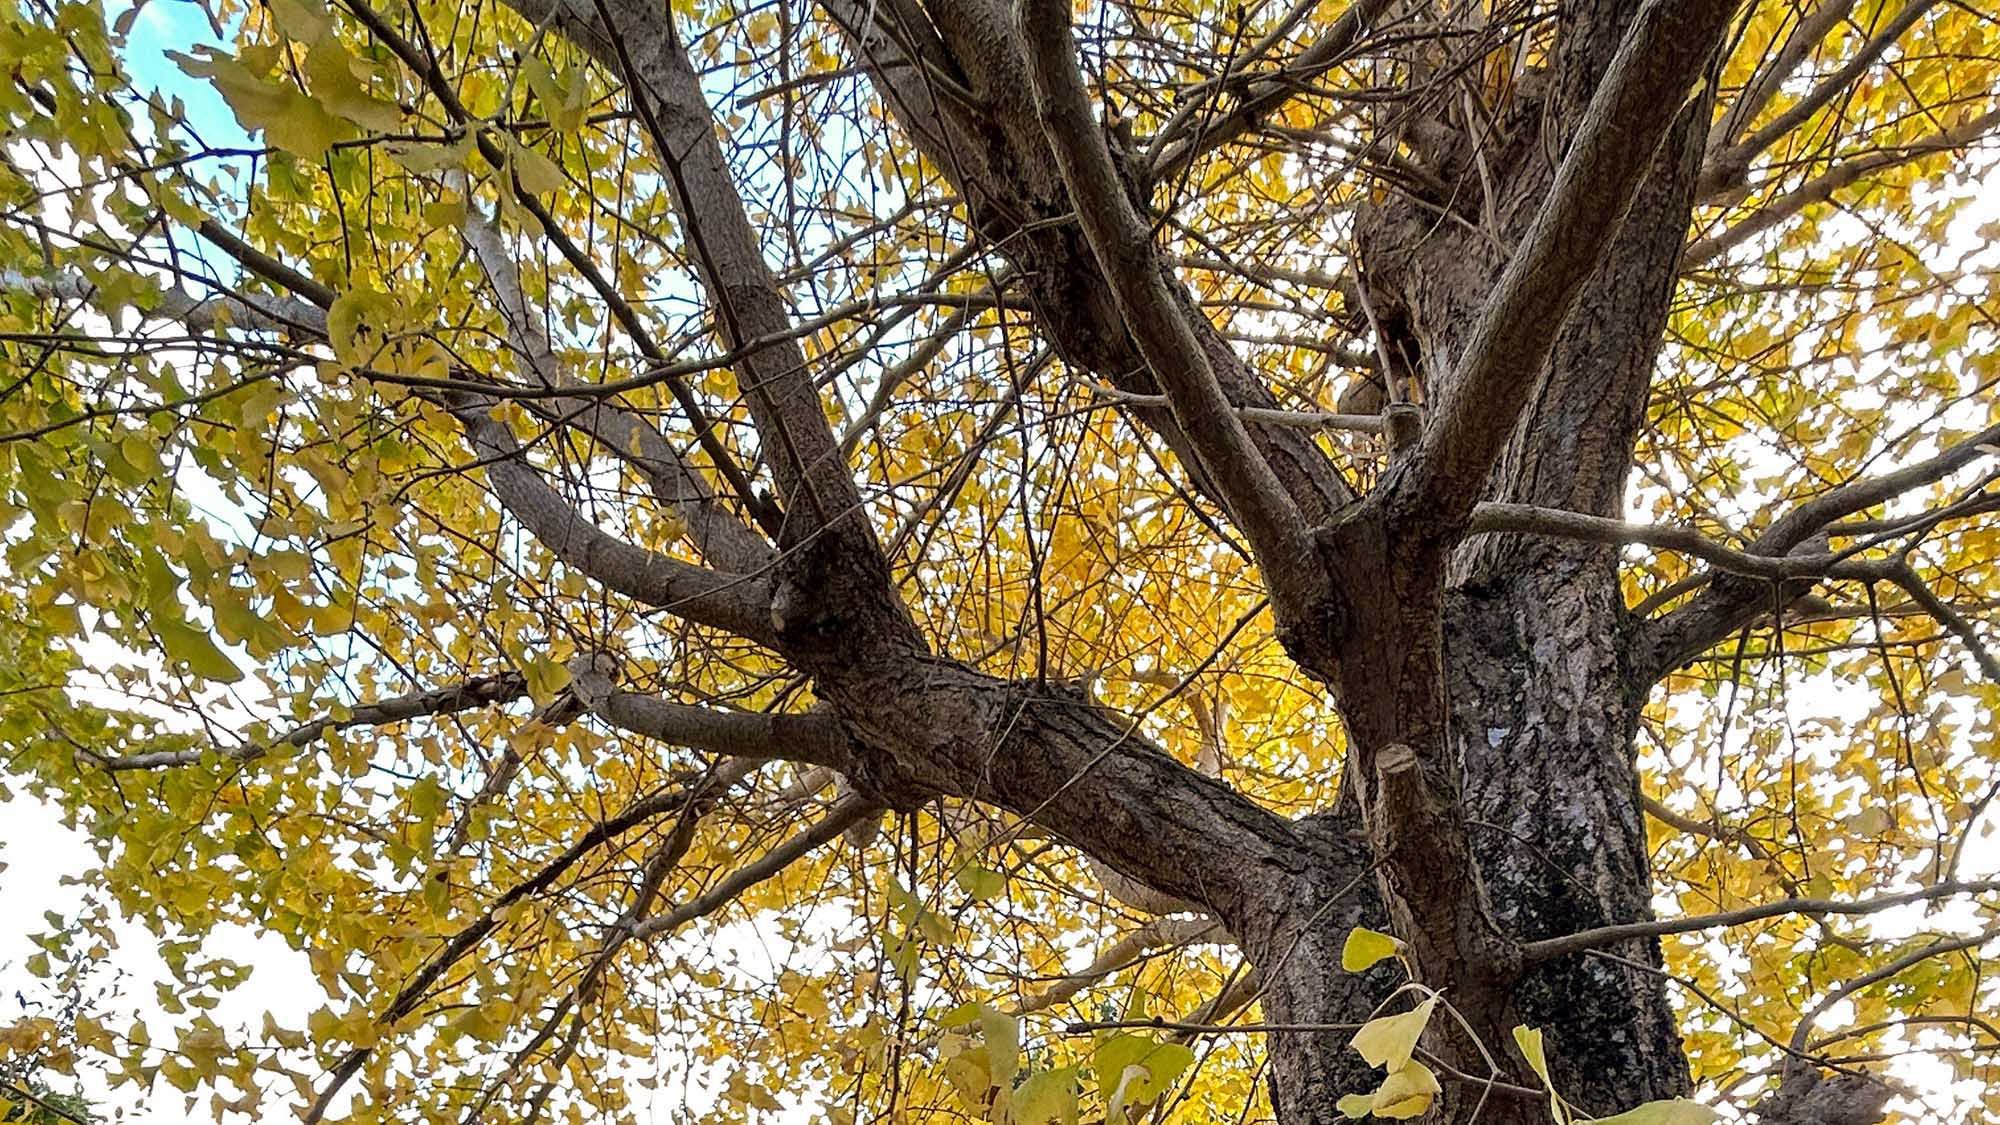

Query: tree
left=1, top=0, right=1997, bottom=1120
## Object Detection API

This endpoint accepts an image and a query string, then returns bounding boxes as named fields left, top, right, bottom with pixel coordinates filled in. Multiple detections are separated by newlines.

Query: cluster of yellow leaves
left=0, top=0, right=1995, bottom=1121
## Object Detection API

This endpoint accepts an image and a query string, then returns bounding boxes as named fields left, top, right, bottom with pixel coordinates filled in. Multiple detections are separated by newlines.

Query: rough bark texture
left=465, top=0, right=1906, bottom=1122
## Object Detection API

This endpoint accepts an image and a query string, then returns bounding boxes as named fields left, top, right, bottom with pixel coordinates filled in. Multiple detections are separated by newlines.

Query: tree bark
left=493, top=1, right=1872, bottom=1121
left=1248, top=4, right=1725, bottom=1118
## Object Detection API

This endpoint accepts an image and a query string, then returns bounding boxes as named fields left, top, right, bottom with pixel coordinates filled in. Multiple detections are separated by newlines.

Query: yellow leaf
left=508, top=137, right=566, bottom=195
left=1513, top=1024, right=1567, bottom=1121
left=179, top=1025, right=229, bottom=1076
left=328, top=286, right=398, bottom=368
left=980, top=1006, right=1020, bottom=1088
left=1342, top=926, right=1404, bottom=972
left=1587, top=1098, right=1721, bottom=1125
left=306, top=42, right=402, bottom=131
left=268, top=0, right=333, bottom=41
left=390, top=134, right=476, bottom=174
left=1374, top=1060, right=1443, bottom=1119
left=170, top=49, right=348, bottom=159
left=1349, top=996, right=1436, bottom=1072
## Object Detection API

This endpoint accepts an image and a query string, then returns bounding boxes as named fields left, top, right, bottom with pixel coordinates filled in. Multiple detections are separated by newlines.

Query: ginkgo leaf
left=1094, top=1033, right=1195, bottom=1120
left=1513, top=1024, right=1551, bottom=1084
left=1844, top=806, right=1893, bottom=836
left=170, top=49, right=348, bottom=159
left=981, top=1006, right=1020, bottom=1088
left=158, top=619, right=243, bottom=683
left=390, top=134, right=476, bottom=174
left=1371, top=1060, right=1443, bottom=1120
left=1009, top=1066, right=1079, bottom=1125
left=327, top=286, right=398, bottom=368
left=1587, top=1098, right=1721, bottom=1125
left=305, top=42, right=402, bottom=131
left=956, top=864, right=1007, bottom=901
left=523, top=55, right=591, bottom=134
left=177, top=1025, right=228, bottom=1076
left=1350, top=996, right=1437, bottom=1072
left=508, top=137, right=566, bottom=195
left=1332, top=1060, right=1439, bottom=1120
left=1341, top=927, right=1403, bottom=972
left=939, top=1032, right=995, bottom=1111
left=1513, top=1024, right=1567, bottom=1122
left=1337, top=1091, right=1376, bottom=1119
left=268, top=0, right=334, bottom=42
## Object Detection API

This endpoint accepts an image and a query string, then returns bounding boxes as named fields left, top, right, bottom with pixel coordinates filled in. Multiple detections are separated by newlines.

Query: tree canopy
left=1, top=0, right=1998, bottom=1122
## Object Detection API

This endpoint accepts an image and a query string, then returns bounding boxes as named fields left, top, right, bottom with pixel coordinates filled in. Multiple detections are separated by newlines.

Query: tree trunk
left=781, top=0, right=1743, bottom=1119
left=1240, top=12, right=1717, bottom=1120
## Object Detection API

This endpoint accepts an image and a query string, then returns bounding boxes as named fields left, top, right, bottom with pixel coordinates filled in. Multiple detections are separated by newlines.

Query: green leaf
left=1341, top=926, right=1403, bottom=972
left=159, top=618, right=243, bottom=683
left=306, top=42, right=403, bottom=131
left=269, top=0, right=334, bottom=42
left=1009, top=1066, right=1079, bottom=1125
left=1093, top=1034, right=1194, bottom=1120
left=980, top=1006, right=1020, bottom=1088
left=409, top=776, right=447, bottom=821
left=171, top=48, right=348, bottom=159
left=956, top=863, right=1007, bottom=902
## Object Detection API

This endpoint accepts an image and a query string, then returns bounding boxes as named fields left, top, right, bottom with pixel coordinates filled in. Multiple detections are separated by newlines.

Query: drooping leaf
left=1350, top=996, right=1437, bottom=1073
left=171, top=48, right=348, bottom=159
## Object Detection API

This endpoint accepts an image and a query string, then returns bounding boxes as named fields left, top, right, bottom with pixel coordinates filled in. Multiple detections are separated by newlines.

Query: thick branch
left=1384, top=0, right=1740, bottom=534
left=1473, top=501, right=1882, bottom=581
left=819, top=0, right=1357, bottom=526
left=1640, top=420, right=2000, bottom=675
left=590, top=692, right=852, bottom=767
left=457, top=202, right=774, bottom=574
left=1, top=269, right=328, bottom=336
left=1019, top=0, right=1316, bottom=594
left=452, top=401, right=778, bottom=644
left=510, top=0, right=867, bottom=534
left=1687, top=105, right=2000, bottom=267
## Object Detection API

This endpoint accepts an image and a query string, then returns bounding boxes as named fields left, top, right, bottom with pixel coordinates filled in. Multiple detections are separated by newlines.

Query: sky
left=1, top=5, right=357, bottom=1122
left=2, top=2, right=1999, bottom=1123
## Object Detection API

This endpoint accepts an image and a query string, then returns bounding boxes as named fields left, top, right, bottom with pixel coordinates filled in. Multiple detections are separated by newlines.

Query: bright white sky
left=3, top=3, right=1999, bottom=1123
